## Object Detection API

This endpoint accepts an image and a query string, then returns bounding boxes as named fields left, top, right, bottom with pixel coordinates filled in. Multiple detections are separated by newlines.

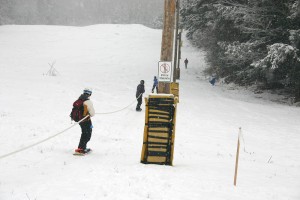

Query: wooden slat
left=148, top=118, right=170, bottom=123
left=148, top=148, right=167, bottom=152
left=147, top=156, right=166, bottom=163
left=148, top=109, right=170, bottom=115
left=148, top=137, right=168, bottom=144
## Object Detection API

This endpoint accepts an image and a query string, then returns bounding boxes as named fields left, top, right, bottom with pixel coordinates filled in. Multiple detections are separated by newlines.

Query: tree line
left=181, top=0, right=300, bottom=101
left=0, top=0, right=163, bottom=28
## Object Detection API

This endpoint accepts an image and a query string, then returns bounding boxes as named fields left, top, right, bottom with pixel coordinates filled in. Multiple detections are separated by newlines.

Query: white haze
left=0, top=24, right=299, bottom=200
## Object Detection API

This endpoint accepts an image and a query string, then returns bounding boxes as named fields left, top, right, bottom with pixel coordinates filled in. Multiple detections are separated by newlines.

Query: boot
left=75, top=148, right=84, bottom=153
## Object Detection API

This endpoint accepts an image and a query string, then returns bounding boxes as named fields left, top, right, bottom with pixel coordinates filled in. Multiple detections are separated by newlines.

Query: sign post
left=158, top=61, right=172, bottom=82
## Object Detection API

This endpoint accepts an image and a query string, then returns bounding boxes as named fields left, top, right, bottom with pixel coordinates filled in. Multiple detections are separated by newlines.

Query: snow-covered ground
left=0, top=24, right=299, bottom=200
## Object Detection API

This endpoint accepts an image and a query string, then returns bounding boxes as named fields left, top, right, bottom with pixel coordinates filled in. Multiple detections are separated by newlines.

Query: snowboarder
left=136, top=80, right=145, bottom=111
left=184, top=58, right=189, bottom=69
left=152, top=76, right=158, bottom=93
left=74, top=88, right=95, bottom=154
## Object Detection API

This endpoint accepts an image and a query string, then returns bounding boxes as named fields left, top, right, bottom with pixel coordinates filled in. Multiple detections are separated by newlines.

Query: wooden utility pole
left=177, top=30, right=182, bottom=79
left=173, top=0, right=180, bottom=82
left=158, top=0, right=176, bottom=93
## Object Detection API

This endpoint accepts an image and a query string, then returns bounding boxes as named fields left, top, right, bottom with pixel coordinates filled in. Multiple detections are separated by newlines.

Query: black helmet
left=140, top=80, right=144, bottom=84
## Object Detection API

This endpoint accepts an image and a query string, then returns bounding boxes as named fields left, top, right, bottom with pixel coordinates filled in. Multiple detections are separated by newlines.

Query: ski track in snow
left=0, top=25, right=299, bottom=200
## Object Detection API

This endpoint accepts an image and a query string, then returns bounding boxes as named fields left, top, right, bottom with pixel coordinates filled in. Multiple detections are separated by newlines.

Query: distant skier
left=136, top=80, right=145, bottom=111
left=152, top=76, right=158, bottom=93
left=72, top=88, right=95, bottom=154
left=184, top=58, right=189, bottom=69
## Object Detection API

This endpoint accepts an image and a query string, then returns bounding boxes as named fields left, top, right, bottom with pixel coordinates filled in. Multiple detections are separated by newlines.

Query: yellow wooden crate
left=140, top=94, right=178, bottom=165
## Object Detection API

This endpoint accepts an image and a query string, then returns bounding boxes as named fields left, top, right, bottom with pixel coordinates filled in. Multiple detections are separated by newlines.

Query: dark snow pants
left=78, top=120, right=92, bottom=150
left=152, top=84, right=158, bottom=93
left=136, top=96, right=142, bottom=110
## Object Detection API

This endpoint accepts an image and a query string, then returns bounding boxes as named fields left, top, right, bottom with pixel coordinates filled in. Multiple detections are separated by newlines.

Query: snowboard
left=73, top=148, right=92, bottom=156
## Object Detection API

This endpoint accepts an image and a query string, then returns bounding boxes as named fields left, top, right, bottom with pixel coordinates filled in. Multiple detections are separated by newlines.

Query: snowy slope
left=0, top=25, right=299, bottom=200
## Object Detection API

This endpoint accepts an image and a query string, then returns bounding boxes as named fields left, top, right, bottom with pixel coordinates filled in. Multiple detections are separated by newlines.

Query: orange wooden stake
left=234, top=127, right=241, bottom=186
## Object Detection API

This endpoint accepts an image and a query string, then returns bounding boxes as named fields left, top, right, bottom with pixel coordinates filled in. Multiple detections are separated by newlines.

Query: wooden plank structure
left=140, top=94, right=178, bottom=165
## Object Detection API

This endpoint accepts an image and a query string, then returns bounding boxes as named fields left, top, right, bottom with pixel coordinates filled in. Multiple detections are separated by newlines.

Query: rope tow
left=0, top=115, right=89, bottom=160
left=0, top=95, right=141, bottom=160
left=95, top=93, right=141, bottom=115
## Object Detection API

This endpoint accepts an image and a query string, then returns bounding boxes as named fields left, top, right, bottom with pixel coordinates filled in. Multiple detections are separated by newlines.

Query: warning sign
left=158, top=61, right=172, bottom=82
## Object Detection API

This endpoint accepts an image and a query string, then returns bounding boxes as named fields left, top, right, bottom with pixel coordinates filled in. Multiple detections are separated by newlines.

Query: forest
left=181, top=0, right=300, bottom=101
left=0, top=0, right=163, bottom=28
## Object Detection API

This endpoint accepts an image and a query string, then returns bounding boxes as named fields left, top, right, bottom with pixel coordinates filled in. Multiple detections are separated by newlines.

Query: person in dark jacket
left=209, top=76, right=216, bottom=86
left=184, top=58, right=189, bottom=69
left=136, top=80, right=145, bottom=111
left=151, top=76, right=158, bottom=93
